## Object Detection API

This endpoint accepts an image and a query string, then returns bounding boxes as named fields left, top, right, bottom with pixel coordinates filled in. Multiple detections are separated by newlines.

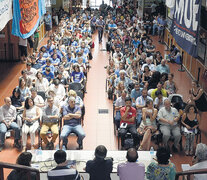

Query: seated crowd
left=0, top=10, right=94, bottom=152
left=1, top=2, right=207, bottom=180
left=103, top=2, right=204, bottom=155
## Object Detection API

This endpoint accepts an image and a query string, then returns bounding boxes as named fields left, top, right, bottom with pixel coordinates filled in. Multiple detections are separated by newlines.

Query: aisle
left=83, top=32, right=117, bottom=150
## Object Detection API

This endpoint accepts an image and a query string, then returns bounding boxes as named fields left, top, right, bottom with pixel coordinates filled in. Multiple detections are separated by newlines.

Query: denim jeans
left=0, top=122, right=20, bottom=145
left=153, top=24, right=158, bottom=35
left=60, top=124, right=85, bottom=145
left=98, top=29, right=103, bottom=42
left=115, top=111, right=121, bottom=128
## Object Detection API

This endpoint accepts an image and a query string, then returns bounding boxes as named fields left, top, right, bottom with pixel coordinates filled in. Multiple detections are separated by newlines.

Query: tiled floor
left=0, top=32, right=207, bottom=179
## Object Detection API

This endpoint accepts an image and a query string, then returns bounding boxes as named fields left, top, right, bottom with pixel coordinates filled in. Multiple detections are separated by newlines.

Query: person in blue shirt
left=71, top=38, right=78, bottom=47
left=157, top=15, right=166, bottom=43
left=108, top=20, right=117, bottom=32
left=39, top=46, right=50, bottom=58
left=44, top=40, right=55, bottom=53
left=42, top=59, right=55, bottom=73
left=131, top=83, right=143, bottom=107
left=42, top=67, right=54, bottom=83
left=132, top=36, right=141, bottom=49
left=50, top=53, right=60, bottom=66
left=71, top=64, right=84, bottom=84
left=60, top=96, right=85, bottom=150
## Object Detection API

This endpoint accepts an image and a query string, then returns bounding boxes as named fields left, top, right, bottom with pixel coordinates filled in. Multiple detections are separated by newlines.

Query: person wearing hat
left=7, top=152, right=37, bottom=180
left=85, top=145, right=113, bottom=180
left=60, top=96, right=85, bottom=150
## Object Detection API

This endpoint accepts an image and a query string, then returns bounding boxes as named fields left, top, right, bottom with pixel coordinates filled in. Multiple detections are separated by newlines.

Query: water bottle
left=38, top=147, right=42, bottom=155
left=150, top=146, right=154, bottom=155
left=36, top=147, right=42, bottom=162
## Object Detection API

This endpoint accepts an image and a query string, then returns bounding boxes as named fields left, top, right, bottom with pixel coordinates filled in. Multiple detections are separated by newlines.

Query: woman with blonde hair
left=138, top=99, right=158, bottom=150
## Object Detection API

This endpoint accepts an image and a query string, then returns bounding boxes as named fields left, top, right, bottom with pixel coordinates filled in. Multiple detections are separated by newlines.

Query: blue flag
left=170, top=0, right=201, bottom=58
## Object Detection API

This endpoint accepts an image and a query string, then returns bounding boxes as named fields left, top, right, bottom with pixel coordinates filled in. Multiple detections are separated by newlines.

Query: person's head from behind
left=126, top=148, right=138, bottom=162
left=195, top=143, right=207, bottom=162
left=156, top=147, right=170, bottom=165
left=54, top=150, right=66, bottom=164
left=16, top=152, right=32, bottom=166
left=95, top=145, right=107, bottom=159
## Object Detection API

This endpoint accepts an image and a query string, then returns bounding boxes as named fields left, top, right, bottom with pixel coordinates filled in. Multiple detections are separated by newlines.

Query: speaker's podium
left=29, top=150, right=156, bottom=180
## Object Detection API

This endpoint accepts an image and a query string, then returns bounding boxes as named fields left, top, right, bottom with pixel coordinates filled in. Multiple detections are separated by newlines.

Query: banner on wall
left=170, top=0, right=201, bottom=58
left=0, top=0, right=13, bottom=31
left=12, top=0, right=46, bottom=39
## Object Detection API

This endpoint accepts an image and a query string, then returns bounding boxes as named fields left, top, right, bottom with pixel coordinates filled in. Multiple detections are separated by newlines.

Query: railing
left=175, top=168, right=207, bottom=180
left=0, top=162, right=40, bottom=180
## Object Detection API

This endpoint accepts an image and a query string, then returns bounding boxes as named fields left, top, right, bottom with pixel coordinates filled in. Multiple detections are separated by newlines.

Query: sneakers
left=62, top=145, right=67, bottom=151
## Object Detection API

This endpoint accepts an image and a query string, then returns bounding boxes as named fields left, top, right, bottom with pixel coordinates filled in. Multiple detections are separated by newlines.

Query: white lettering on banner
left=174, top=0, right=199, bottom=31
left=174, top=26, right=197, bottom=45
left=0, top=0, right=12, bottom=31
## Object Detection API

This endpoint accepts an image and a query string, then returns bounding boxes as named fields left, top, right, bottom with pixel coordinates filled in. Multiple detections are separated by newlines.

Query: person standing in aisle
left=96, top=16, right=105, bottom=43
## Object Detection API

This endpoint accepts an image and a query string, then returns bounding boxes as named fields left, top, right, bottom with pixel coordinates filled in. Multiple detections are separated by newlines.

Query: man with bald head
left=0, top=97, right=21, bottom=151
left=156, top=59, right=170, bottom=74
left=117, top=148, right=145, bottom=180
left=158, top=98, right=181, bottom=152
left=60, top=96, right=85, bottom=150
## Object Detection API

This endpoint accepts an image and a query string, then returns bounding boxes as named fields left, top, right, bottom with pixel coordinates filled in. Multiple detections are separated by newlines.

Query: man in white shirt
left=0, top=97, right=21, bottom=151
left=158, top=98, right=181, bottom=152
left=141, top=58, right=156, bottom=72
left=49, top=79, right=66, bottom=103
left=25, top=62, right=37, bottom=82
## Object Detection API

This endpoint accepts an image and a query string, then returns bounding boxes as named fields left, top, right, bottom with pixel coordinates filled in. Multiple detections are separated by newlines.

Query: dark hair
left=95, top=145, right=107, bottom=159
left=144, top=65, right=150, bottom=73
left=12, top=87, right=21, bottom=99
left=146, top=99, right=153, bottom=106
left=19, top=78, right=25, bottom=88
left=53, top=79, right=60, bottom=86
left=54, top=150, right=66, bottom=164
left=192, top=80, right=199, bottom=87
left=158, top=81, right=164, bottom=86
left=155, top=90, right=162, bottom=97
left=16, top=152, right=32, bottom=166
left=156, top=147, right=170, bottom=165
left=125, top=97, right=131, bottom=102
left=45, top=67, right=51, bottom=72
left=126, top=148, right=138, bottom=162
left=36, top=72, right=42, bottom=79
left=185, top=104, right=198, bottom=114
left=25, top=97, right=34, bottom=109
left=21, top=70, right=26, bottom=75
